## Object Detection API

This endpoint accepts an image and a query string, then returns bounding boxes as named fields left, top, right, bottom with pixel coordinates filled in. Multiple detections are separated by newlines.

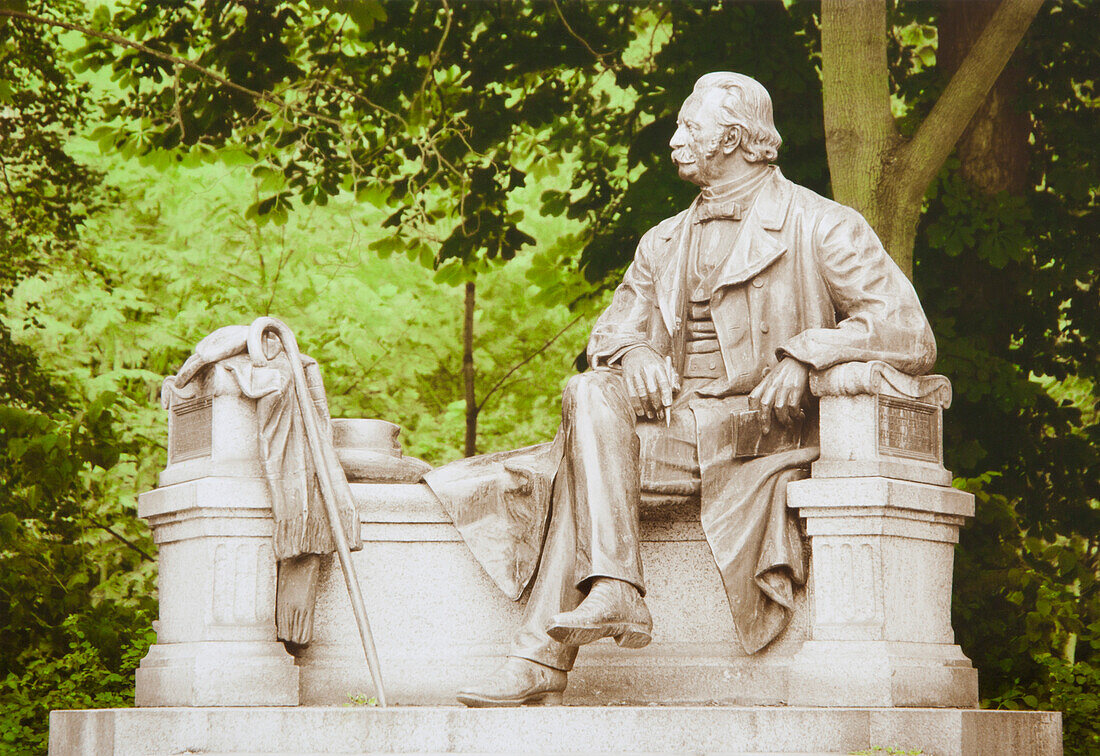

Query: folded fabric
left=163, top=325, right=362, bottom=560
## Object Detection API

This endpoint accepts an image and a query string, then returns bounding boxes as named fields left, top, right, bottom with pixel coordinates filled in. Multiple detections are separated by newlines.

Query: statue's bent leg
left=509, top=370, right=641, bottom=669
left=510, top=371, right=709, bottom=668
left=465, top=373, right=707, bottom=704
left=508, top=459, right=582, bottom=671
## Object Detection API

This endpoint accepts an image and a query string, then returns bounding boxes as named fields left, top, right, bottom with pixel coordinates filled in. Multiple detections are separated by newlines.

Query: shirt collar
left=698, top=164, right=773, bottom=209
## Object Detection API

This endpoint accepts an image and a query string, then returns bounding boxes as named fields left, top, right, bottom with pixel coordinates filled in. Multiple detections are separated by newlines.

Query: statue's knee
left=562, top=371, right=622, bottom=418
left=561, top=373, right=589, bottom=416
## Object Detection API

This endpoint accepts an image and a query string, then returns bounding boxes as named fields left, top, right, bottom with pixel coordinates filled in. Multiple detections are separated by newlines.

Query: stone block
left=786, top=477, right=978, bottom=708
left=788, top=477, right=972, bottom=646
left=159, top=364, right=266, bottom=487
left=134, top=641, right=298, bottom=707
left=785, top=640, right=978, bottom=708
left=135, top=476, right=299, bottom=707
left=48, top=705, right=1063, bottom=755
left=295, top=484, right=809, bottom=706
left=810, top=362, right=953, bottom=486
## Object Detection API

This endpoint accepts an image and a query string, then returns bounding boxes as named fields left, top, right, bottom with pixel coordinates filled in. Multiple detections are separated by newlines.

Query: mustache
left=671, top=148, right=695, bottom=164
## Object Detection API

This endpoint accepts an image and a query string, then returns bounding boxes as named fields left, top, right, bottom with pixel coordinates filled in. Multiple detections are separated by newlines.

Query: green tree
left=820, top=0, right=1043, bottom=275
left=26, top=0, right=638, bottom=455
left=916, top=4, right=1099, bottom=750
left=0, top=2, right=156, bottom=752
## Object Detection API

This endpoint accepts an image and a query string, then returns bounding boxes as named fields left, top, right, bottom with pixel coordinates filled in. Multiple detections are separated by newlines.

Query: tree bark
left=463, top=280, right=478, bottom=457
left=938, top=0, right=1029, bottom=197
left=821, top=0, right=898, bottom=220
left=821, top=0, right=1043, bottom=277
left=821, top=0, right=913, bottom=272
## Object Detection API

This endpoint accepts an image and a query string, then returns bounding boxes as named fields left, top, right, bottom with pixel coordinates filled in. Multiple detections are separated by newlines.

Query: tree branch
left=171, top=63, right=186, bottom=142
left=900, top=0, right=1044, bottom=197
left=0, top=9, right=344, bottom=129
left=88, top=517, right=155, bottom=562
left=550, top=0, right=620, bottom=72
left=412, top=0, right=453, bottom=112
left=0, top=155, right=18, bottom=200
left=477, top=314, right=584, bottom=413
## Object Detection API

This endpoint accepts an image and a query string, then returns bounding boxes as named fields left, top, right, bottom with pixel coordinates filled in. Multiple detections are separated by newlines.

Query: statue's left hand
left=748, top=357, right=809, bottom=436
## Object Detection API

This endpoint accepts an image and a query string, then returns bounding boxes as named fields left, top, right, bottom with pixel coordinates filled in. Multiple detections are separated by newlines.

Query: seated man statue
left=423, top=71, right=935, bottom=707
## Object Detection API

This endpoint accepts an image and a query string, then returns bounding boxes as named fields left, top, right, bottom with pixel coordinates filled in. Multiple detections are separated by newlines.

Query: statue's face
left=669, top=88, right=738, bottom=187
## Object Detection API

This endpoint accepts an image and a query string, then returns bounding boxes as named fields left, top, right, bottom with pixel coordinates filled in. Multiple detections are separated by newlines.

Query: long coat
left=424, top=166, right=935, bottom=649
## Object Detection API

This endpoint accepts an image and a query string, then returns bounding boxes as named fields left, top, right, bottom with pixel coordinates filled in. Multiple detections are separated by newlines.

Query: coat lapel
left=651, top=167, right=794, bottom=337
left=655, top=203, right=695, bottom=338
left=709, top=167, right=792, bottom=293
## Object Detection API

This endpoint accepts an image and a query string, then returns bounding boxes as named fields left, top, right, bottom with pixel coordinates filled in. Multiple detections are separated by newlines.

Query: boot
left=546, top=577, right=652, bottom=649
left=456, top=656, right=567, bottom=707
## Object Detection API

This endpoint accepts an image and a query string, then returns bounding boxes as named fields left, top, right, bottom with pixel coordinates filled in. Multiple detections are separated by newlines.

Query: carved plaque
left=877, top=396, right=940, bottom=463
left=170, top=395, right=213, bottom=463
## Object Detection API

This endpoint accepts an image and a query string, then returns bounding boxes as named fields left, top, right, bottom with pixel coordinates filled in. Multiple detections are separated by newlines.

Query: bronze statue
left=423, top=72, right=935, bottom=707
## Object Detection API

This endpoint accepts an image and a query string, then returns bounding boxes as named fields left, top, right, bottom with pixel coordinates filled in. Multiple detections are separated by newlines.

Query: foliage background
left=0, top=1, right=1096, bottom=754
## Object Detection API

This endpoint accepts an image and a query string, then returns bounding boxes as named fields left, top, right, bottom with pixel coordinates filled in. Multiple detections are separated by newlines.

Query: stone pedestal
left=786, top=362, right=978, bottom=708
left=51, top=357, right=1065, bottom=754
left=134, top=366, right=299, bottom=707
left=298, top=485, right=809, bottom=706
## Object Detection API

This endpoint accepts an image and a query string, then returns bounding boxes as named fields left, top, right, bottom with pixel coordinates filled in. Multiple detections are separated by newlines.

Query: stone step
left=195, top=752, right=850, bottom=756
left=48, top=705, right=1062, bottom=756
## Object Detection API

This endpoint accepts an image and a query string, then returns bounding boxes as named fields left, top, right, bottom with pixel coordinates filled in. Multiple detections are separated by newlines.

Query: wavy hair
left=693, top=72, right=782, bottom=163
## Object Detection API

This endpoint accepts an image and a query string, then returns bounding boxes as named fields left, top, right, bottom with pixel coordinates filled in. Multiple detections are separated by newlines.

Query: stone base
left=786, top=476, right=978, bottom=709
left=134, top=641, right=299, bottom=707
left=296, top=485, right=809, bottom=706
left=787, top=640, right=978, bottom=708
left=48, top=705, right=1062, bottom=755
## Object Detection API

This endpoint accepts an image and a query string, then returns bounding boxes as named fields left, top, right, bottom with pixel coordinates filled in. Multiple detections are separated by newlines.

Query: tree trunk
left=821, top=0, right=913, bottom=268
left=463, top=280, right=478, bottom=457
left=821, top=0, right=1043, bottom=277
left=938, top=0, right=1029, bottom=197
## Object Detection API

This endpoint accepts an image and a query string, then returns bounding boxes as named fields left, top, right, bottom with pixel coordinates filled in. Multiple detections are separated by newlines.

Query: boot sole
left=614, top=627, right=652, bottom=649
left=456, top=690, right=564, bottom=708
left=546, top=621, right=652, bottom=649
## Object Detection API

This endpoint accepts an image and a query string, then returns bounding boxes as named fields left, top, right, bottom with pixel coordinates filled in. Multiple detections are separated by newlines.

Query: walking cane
left=247, top=316, right=388, bottom=707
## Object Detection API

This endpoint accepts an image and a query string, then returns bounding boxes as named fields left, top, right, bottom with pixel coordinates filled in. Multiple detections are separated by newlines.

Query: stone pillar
left=786, top=362, right=979, bottom=708
left=134, top=363, right=299, bottom=707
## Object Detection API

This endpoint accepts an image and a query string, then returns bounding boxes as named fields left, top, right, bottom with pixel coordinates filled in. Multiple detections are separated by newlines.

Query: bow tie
left=694, top=198, right=743, bottom=224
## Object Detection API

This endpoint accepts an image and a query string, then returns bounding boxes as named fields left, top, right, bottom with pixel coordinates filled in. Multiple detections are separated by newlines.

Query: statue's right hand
left=620, top=346, right=678, bottom=421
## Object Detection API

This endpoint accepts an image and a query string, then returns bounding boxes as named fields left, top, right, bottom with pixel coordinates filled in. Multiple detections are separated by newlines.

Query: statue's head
left=669, top=72, right=782, bottom=186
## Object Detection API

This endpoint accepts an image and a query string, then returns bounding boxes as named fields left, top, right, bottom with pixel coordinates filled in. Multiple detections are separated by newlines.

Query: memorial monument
left=48, top=72, right=1062, bottom=755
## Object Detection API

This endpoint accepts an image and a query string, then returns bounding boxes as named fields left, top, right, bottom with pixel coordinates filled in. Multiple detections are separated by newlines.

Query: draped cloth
left=163, top=325, right=361, bottom=644
left=224, top=354, right=361, bottom=560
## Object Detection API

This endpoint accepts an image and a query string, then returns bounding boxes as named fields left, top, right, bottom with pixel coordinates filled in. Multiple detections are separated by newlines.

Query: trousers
left=509, top=369, right=706, bottom=670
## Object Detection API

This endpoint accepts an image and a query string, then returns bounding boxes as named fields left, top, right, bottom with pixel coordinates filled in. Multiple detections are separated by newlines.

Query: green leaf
left=219, top=148, right=254, bottom=167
